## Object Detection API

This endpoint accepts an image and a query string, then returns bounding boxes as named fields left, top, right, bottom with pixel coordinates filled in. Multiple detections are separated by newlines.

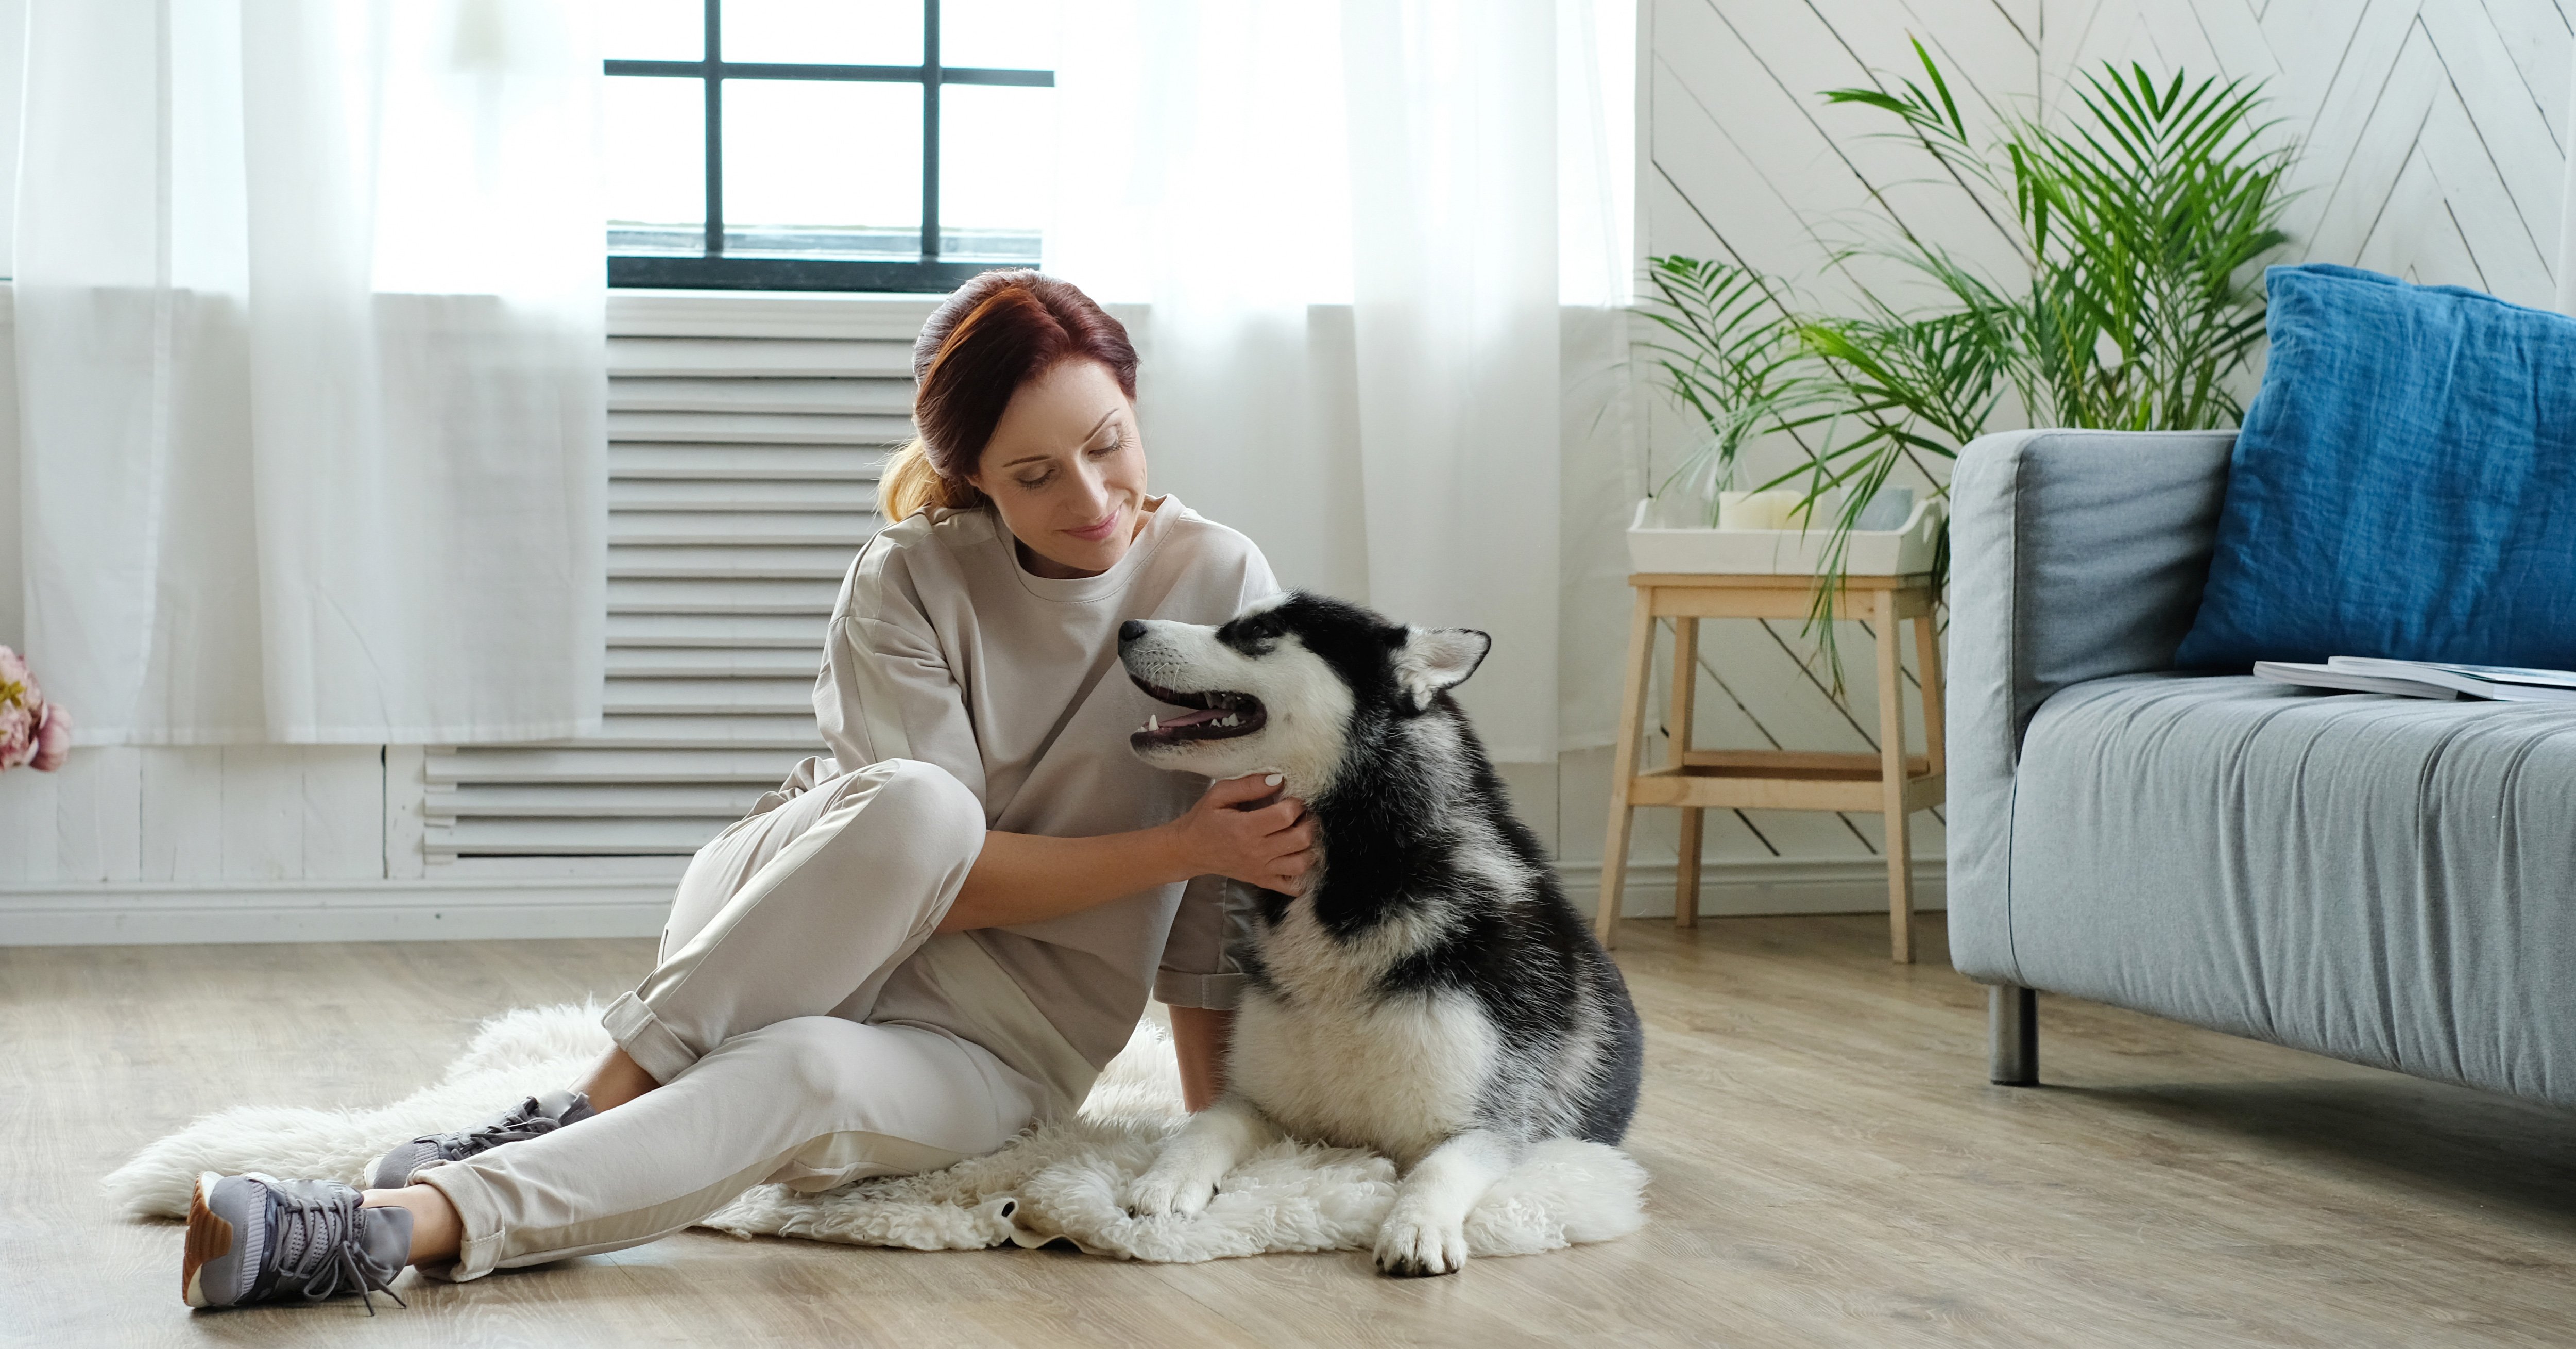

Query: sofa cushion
left=2008, top=673, right=2576, bottom=1104
left=2174, top=264, right=2576, bottom=670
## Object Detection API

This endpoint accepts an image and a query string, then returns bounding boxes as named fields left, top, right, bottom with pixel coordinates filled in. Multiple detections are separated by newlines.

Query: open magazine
left=2253, top=656, right=2576, bottom=703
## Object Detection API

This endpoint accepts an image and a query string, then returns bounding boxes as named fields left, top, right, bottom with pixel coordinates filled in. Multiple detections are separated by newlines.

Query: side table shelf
left=1594, top=571, right=1945, bottom=962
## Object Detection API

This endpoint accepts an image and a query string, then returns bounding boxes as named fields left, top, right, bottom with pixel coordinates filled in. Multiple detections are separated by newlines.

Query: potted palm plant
left=1629, top=255, right=1943, bottom=579
left=1632, top=43, right=2293, bottom=674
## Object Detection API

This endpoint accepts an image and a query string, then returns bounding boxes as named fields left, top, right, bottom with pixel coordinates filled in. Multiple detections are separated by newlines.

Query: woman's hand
left=1166, top=773, right=1316, bottom=894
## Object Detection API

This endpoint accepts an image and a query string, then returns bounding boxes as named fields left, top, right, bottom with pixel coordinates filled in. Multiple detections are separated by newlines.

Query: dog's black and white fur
left=1117, top=592, right=1643, bottom=1277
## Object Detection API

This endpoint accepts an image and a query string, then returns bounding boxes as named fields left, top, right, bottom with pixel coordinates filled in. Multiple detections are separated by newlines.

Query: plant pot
left=1625, top=496, right=1945, bottom=576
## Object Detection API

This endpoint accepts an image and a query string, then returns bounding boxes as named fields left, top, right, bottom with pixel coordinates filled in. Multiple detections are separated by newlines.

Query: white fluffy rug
left=106, top=1003, right=1647, bottom=1264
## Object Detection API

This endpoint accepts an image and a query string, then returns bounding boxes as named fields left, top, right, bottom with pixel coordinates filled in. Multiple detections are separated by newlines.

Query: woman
left=179, top=271, right=1311, bottom=1311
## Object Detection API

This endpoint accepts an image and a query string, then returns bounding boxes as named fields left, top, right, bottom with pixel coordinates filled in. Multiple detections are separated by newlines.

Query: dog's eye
left=1223, top=619, right=1279, bottom=652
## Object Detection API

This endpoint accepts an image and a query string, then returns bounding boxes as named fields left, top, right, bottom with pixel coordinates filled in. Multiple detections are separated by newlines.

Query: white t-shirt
left=814, top=495, right=1278, bottom=1067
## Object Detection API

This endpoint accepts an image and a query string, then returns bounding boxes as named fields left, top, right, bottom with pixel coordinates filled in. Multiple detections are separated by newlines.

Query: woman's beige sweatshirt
left=809, top=496, right=1276, bottom=1068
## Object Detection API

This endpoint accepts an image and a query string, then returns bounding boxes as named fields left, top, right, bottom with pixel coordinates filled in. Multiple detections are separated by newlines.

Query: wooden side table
left=1594, top=572, right=1946, bottom=962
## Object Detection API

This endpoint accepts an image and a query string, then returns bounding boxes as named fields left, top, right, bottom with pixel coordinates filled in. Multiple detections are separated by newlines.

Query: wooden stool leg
left=1596, top=587, right=1657, bottom=948
left=1675, top=808, right=1704, bottom=928
left=1668, top=616, right=1701, bottom=928
left=1915, top=606, right=1946, bottom=778
left=1875, top=589, right=1916, bottom=963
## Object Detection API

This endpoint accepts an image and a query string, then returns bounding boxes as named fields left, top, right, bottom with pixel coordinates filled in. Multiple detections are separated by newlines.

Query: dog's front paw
left=1125, top=1166, right=1216, bottom=1220
left=1373, top=1210, right=1467, bottom=1277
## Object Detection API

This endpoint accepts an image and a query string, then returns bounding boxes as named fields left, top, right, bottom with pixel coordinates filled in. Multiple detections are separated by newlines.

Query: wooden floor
left=9, top=917, right=2576, bottom=1347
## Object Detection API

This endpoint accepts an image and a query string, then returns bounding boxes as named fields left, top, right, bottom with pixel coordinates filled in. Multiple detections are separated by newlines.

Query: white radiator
left=421, top=293, right=937, bottom=871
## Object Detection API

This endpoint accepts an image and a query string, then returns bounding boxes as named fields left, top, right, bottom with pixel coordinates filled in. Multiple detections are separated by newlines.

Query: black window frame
left=605, top=0, right=1055, bottom=293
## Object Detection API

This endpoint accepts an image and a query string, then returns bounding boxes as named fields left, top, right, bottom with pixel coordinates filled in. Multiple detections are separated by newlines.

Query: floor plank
left=6, top=917, right=2575, bottom=1346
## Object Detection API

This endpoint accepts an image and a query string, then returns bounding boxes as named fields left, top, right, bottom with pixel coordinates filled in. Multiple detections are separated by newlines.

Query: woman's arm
left=936, top=773, right=1314, bottom=933
left=939, top=828, right=1189, bottom=932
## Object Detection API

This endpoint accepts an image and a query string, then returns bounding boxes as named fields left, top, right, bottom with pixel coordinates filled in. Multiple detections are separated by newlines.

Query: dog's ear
left=1393, top=627, right=1490, bottom=712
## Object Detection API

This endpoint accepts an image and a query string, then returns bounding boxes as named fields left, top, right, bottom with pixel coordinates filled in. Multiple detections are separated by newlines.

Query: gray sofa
left=1947, top=429, right=2576, bottom=1104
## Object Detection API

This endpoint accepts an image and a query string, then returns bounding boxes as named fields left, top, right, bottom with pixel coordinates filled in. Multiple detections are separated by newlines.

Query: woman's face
left=968, top=358, right=1150, bottom=579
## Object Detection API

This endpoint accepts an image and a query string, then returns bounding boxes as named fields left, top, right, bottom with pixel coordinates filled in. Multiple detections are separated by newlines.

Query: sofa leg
left=1989, top=984, right=2038, bottom=1086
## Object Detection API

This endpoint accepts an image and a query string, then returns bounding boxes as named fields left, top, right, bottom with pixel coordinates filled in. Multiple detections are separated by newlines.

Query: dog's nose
left=1119, top=620, right=1147, bottom=645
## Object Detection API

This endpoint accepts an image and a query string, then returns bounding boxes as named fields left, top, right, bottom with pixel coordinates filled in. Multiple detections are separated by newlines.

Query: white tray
left=1625, top=496, right=1944, bottom=576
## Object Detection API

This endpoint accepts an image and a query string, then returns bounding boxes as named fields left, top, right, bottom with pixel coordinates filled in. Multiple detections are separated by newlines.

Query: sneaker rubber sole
left=181, top=1171, right=232, bottom=1308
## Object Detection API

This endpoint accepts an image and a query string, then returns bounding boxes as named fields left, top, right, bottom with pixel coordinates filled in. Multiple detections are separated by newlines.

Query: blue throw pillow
left=2174, top=264, right=2576, bottom=670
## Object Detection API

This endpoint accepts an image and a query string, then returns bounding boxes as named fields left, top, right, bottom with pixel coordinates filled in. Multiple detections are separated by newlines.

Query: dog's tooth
left=1148, top=715, right=1159, bottom=732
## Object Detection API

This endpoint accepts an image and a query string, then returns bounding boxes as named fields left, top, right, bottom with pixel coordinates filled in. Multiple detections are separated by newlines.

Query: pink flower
left=0, top=701, right=29, bottom=771
left=0, top=644, right=68, bottom=773
left=32, top=703, right=69, bottom=771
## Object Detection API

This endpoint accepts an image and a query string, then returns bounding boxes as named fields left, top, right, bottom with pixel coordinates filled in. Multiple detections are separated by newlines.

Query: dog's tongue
left=1158, top=706, right=1226, bottom=729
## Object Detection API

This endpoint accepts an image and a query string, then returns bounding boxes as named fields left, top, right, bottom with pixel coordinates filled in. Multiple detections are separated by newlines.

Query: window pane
left=606, top=78, right=706, bottom=253
left=725, top=0, right=921, bottom=66
left=941, top=0, right=1060, bottom=70
left=608, top=0, right=704, bottom=61
left=724, top=80, right=922, bottom=258
left=939, top=85, right=1048, bottom=262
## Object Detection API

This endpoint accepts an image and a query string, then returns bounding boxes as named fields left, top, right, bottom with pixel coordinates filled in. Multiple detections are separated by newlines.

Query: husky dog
left=1117, top=593, right=1644, bottom=1277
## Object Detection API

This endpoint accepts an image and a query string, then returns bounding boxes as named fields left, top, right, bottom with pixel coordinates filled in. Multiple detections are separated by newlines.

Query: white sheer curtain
left=15, top=0, right=606, bottom=745
left=1050, top=0, right=1633, bottom=764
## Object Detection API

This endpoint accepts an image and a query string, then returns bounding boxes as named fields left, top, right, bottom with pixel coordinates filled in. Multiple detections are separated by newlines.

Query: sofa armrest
left=1945, top=428, right=2237, bottom=983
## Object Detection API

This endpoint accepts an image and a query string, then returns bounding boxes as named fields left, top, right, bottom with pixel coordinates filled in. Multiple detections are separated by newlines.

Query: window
left=605, top=1, right=1056, bottom=292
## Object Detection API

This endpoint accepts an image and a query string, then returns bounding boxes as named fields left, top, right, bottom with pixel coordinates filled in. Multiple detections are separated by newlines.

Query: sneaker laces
left=269, top=1187, right=407, bottom=1316
left=429, top=1097, right=574, bottom=1160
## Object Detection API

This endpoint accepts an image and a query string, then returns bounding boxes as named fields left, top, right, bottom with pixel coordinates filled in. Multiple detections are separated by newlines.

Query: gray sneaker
left=365, top=1089, right=594, bottom=1190
left=182, top=1172, right=412, bottom=1312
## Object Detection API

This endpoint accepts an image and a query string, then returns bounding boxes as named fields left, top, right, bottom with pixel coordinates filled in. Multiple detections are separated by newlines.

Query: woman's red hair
left=879, top=270, right=1138, bottom=522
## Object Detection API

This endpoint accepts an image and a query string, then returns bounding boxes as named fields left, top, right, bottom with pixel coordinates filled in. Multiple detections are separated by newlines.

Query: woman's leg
left=589, top=757, right=987, bottom=1099
left=407, top=1014, right=1042, bottom=1279
left=190, top=758, right=1008, bottom=1301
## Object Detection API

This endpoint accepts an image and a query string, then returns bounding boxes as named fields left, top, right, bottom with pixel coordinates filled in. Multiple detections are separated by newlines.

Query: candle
left=1718, top=490, right=1808, bottom=530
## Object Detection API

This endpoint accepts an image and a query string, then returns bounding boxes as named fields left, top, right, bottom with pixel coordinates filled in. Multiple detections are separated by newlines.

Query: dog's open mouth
left=1128, top=673, right=1268, bottom=748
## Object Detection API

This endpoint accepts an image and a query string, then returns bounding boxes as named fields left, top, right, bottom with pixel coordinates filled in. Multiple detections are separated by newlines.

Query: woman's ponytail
left=878, top=437, right=988, bottom=523
left=879, top=439, right=944, bottom=522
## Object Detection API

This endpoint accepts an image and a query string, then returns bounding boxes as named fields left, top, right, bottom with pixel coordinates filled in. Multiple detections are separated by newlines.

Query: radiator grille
left=422, top=295, right=935, bottom=867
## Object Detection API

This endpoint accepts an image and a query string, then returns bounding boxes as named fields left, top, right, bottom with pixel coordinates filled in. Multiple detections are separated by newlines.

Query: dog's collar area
left=1128, top=673, right=1270, bottom=746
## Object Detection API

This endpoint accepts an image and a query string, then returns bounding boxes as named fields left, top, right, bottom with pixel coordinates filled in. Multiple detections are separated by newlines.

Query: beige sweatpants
left=416, top=758, right=1091, bottom=1281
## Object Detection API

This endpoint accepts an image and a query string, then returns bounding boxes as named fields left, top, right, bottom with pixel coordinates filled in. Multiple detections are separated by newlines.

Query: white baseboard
left=0, top=878, right=674, bottom=946
left=1, top=855, right=1944, bottom=946
left=1558, top=857, right=1946, bottom=918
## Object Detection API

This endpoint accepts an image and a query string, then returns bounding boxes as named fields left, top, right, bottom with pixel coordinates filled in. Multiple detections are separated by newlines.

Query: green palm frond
left=1636, top=256, right=1844, bottom=524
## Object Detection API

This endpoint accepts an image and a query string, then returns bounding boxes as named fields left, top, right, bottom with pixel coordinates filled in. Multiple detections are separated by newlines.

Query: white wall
left=0, top=292, right=18, bottom=653
left=1588, top=0, right=2575, bottom=914
left=0, top=0, right=24, bottom=646
left=0, top=0, right=22, bottom=283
